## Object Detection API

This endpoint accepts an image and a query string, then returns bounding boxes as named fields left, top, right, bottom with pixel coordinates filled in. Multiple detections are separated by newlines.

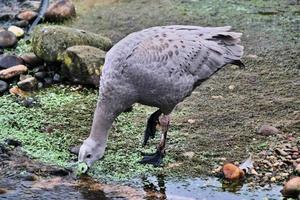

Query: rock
left=296, top=164, right=300, bottom=175
left=228, top=85, right=235, bottom=90
left=5, top=139, right=22, bottom=147
left=183, top=151, right=195, bottom=160
left=281, top=177, right=300, bottom=198
left=17, top=10, right=38, bottom=21
left=17, top=77, right=38, bottom=91
left=20, top=53, right=43, bottom=67
left=275, top=148, right=289, bottom=156
left=32, top=25, right=112, bottom=62
left=9, top=86, right=28, bottom=97
left=0, top=31, right=18, bottom=48
left=53, top=73, right=61, bottom=83
left=34, top=71, right=47, bottom=80
left=0, top=54, right=24, bottom=69
left=0, top=188, right=8, bottom=194
left=0, top=65, right=28, bottom=79
left=44, top=77, right=53, bottom=85
left=222, top=163, right=245, bottom=180
left=61, top=45, right=106, bottom=86
left=45, top=0, right=76, bottom=22
left=0, top=80, right=8, bottom=93
left=8, top=26, right=24, bottom=38
left=21, top=173, right=39, bottom=181
left=13, top=20, right=29, bottom=28
left=257, top=125, right=279, bottom=136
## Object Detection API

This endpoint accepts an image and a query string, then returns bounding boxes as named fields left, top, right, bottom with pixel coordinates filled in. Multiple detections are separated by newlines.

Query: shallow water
left=0, top=174, right=283, bottom=200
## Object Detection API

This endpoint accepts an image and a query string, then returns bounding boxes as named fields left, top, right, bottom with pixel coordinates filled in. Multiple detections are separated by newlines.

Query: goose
left=78, top=25, right=244, bottom=167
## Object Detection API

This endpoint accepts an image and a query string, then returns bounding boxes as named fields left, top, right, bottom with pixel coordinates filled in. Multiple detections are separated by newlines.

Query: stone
left=222, top=163, right=245, bottom=180
left=182, top=151, right=195, bottom=160
left=0, top=54, right=24, bottom=69
left=53, top=73, right=61, bottom=83
left=0, top=80, right=8, bottom=93
left=17, top=10, right=38, bottom=21
left=228, top=85, right=235, bottom=90
left=17, top=77, right=38, bottom=91
left=8, top=26, right=24, bottom=38
left=61, top=45, right=106, bottom=86
left=281, top=177, right=300, bottom=198
left=20, top=53, right=43, bottom=67
left=0, top=31, right=18, bottom=48
left=257, top=125, right=279, bottom=136
left=296, top=164, right=300, bottom=175
left=32, top=25, right=112, bottom=62
left=45, top=0, right=76, bottom=22
left=34, top=71, right=47, bottom=80
left=9, top=86, right=28, bottom=97
left=13, top=20, right=29, bottom=28
left=0, top=65, right=28, bottom=79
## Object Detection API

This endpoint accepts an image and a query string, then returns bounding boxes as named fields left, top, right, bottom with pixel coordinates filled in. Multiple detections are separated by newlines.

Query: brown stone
left=17, top=77, right=38, bottom=91
left=0, top=31, right=17, bottom=48
left=281, top=177, right=300, bottom=198
left=20, top=53, right=43, bottom=67
left=17, top=10, right=38, bottom=22
left=0, top=65, right=28, bottom=79
left=222, top=163, right=245, bottom=180
left=9, top=86, right=28, bottom=97
left=45, top=0, right=76, bottom=22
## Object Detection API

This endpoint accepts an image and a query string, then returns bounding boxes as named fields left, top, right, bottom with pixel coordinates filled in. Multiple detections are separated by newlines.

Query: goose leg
left=140, top=114, right=170, bottom=166
left=143, top=109, right=162, bottom=146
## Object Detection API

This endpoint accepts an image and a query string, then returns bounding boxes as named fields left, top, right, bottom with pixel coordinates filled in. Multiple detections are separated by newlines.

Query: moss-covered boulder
left=61, top=45, right=106, bottom=86
left=32, top=25, right=112, bottom=62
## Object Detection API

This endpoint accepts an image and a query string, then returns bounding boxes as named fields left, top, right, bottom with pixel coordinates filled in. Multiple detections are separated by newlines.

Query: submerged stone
left=32, top=25, right=112, bottom=62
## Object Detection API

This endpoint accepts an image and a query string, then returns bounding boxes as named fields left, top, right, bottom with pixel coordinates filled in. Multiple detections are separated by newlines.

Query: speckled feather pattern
left=100, top=25, right=244, bottom=115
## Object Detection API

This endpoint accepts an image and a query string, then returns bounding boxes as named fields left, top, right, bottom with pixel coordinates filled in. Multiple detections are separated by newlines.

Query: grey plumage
left=100, top=25, right=244, bottom=115
left=78, top=25, right=244, bottom=167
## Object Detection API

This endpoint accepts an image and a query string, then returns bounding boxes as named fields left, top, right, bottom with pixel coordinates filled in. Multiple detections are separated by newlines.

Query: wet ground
left=1, top=0, right=300, bottom=199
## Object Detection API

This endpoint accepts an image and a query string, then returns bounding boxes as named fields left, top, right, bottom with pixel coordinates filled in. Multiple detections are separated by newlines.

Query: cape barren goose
left=78, top=25, right=244, bottom=167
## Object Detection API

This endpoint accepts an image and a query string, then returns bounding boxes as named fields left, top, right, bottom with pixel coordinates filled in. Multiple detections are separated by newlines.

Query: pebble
left=281, top=177, right=300, bottom=198
left=0, top=80, right=8, bottom=93
left=182, top=151, right=195, bottom=160
left=8, top=26, right=24, bottom=38
left=0, top=31, right=18, bottom=48
left=53, top=73, right=61, bottom=83
left=0, top=64, right=28, bottom=79
left=275, top=148, right=289, bottom=156
left=9, top=86, right=27, bottom=97
left=20, top=53, right=43, bottom=67
left=222, top=163, right=244, bottom=180
left=228, top=85, right=235, bottom=90
left=257, top=124, right=280, bottom=136
left=13, top=20, right=29, bottom=28
left=45, top=0, right=76, bottom=22
left=34, top=71, right=47, bottom=80
left=17, top=10, right=38, bottom=21
left=17, top=77, right=38, bottom=91
left=296, top=164, right=300, bottom=175
left=0, top=54, right=24, bottom=69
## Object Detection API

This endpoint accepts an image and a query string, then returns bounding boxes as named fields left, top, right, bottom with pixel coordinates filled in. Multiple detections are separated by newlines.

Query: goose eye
left=86, top=154, right=92, bottom=159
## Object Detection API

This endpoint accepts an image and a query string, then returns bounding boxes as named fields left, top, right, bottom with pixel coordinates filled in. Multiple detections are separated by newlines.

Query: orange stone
left=222, top=163, right=245, bottom=180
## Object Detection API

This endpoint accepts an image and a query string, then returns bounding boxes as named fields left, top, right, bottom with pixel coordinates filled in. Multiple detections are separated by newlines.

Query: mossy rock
left=61, top=45, right=106, bottom=86
left=32, top=25, right=112, bottom=62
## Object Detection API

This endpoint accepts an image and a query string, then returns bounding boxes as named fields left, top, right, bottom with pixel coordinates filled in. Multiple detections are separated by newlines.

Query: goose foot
left=139, top=150, right=164, bottom=167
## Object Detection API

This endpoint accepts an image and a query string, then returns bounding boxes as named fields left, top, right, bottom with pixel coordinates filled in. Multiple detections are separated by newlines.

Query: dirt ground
left=70, top=0, right=300, bottom=177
